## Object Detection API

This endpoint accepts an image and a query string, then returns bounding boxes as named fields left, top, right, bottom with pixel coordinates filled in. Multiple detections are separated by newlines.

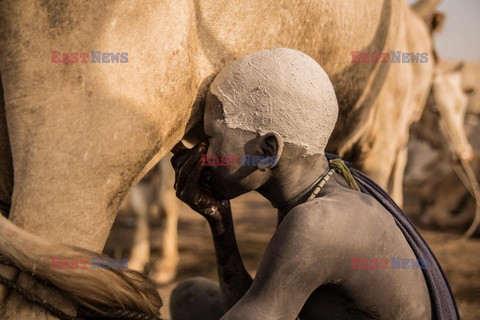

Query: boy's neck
left=256, top=153, right=330, bottom=209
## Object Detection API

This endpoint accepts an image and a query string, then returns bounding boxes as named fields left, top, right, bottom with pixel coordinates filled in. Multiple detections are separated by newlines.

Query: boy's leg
left=170, top=277, right=225, bottom=320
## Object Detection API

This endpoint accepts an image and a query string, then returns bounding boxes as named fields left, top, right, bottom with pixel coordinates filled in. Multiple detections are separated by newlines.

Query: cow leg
left=388, top=144, right=408, bottom=207
left=360, top=142, right=396, bottom=192
left=153, top=196, right=179, bottom=284
left=152, top=155, right=179, bottom=284
left=129, top=185, right=151, bottom=272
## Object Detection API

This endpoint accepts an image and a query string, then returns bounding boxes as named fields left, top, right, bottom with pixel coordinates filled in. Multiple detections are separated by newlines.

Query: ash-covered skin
left=210, top=48, right=338, bottom=156
left=170, top=49, right=431, bottom=320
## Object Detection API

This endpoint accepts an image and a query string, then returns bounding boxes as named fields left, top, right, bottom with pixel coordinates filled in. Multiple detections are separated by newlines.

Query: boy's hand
left=171, top=142, right=230, bottom=223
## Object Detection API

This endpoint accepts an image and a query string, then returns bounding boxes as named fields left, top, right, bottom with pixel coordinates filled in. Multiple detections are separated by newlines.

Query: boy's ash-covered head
left=210, top=48, right=339, bottom=155
left=203, top=48, right=339, bottom=200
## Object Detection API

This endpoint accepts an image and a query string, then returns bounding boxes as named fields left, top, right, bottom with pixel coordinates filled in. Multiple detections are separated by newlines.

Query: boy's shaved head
left=210, top=48, right=338, bottom=155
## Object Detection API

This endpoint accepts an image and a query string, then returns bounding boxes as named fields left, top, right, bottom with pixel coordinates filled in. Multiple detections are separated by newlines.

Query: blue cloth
left=326, top=153, right=459, bottom=320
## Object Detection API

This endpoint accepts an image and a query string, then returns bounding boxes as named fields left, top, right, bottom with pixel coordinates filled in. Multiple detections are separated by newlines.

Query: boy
left=169, top=49, right=458, bottom=320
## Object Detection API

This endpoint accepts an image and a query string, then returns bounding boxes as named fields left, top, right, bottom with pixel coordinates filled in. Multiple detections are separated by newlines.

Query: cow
left=412, top=62, right=475, bottom=162
left=407, top=61, right=478, bottom=229
left=0, top=0, right=440, bottom=318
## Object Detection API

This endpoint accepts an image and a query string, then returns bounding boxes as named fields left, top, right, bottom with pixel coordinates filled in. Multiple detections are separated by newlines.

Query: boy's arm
left=221, top=206, right=337, bottom=320
left=208, top=203, right=253, bottom=309
left=171, top=143, right=252, bottom=309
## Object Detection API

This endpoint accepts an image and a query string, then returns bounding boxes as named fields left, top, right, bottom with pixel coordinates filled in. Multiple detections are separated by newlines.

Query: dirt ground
left=105, top=190, right=480, bottom=320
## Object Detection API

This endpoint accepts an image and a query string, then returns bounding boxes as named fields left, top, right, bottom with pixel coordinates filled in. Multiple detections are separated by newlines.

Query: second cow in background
left=119, top=154, right=180, bottom=284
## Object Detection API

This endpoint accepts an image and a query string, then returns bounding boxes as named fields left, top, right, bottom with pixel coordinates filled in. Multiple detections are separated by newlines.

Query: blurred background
left=409, top=0, right=480, bottom=60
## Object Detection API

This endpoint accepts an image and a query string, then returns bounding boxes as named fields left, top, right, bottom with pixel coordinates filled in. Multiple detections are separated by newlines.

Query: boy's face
left=203, top=91, right=272, bottom=199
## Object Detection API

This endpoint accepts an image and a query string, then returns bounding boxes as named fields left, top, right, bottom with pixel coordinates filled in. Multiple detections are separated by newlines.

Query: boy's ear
left=258, top=131, right=283, bottom=171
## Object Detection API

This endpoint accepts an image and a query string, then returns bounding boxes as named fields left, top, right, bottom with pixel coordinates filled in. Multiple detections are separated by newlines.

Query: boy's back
left=272, top=173, right=431, bottom=319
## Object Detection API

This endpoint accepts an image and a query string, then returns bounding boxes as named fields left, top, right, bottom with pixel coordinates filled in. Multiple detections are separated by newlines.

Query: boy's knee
left=170, top=277, right=225, bottom=320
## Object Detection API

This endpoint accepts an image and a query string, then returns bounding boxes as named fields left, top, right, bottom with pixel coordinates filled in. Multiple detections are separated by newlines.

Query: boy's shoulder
left=285, top=190, right=397, bottom=240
